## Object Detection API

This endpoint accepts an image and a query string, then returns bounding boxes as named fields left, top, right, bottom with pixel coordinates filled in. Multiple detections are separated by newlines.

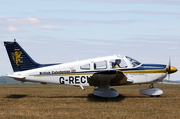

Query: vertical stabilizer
left=4, top=41, right=40, bottom=72
left=4, top=40, right=59, bottom=72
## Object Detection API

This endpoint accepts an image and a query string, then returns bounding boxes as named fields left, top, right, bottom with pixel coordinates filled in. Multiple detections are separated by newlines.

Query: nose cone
left=168, top=66, right=178, bottom=74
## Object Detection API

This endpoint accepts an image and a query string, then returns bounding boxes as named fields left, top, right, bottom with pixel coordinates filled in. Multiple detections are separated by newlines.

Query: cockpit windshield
left=126, top=56, right=141, bottom=67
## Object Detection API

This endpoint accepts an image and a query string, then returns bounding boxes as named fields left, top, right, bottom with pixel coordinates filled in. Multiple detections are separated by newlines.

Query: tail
left=4, top=40, right=59, bottom=72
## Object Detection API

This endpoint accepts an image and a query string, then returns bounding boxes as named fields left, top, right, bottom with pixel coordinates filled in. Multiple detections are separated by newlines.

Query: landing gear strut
left=149, top=84, right=154, bottom=88
left=93, top=78, right=119, bottom=98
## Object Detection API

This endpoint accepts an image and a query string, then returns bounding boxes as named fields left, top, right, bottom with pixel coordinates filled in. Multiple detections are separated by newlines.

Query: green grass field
left=0, top=84, right=180, bottom=119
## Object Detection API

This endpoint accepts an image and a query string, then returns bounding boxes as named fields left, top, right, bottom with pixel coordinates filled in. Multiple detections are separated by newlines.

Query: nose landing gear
left=139, top=84, right=163, bottom=97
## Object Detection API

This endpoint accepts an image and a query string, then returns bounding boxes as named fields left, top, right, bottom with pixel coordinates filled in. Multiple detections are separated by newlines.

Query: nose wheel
left=139, top=84, right=163, bottom=97
left=150, top=95, right=160, bottom=97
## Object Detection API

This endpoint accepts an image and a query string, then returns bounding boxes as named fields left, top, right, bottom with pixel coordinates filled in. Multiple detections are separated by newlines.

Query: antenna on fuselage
left=68, top=52, right=79, bottom=61
left=168, top=56, right=171, bottom=84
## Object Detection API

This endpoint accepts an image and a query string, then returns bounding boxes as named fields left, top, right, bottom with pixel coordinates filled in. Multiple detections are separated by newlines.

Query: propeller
left=167, top=57, right=178, bottom=83
left=168, top=57, right=171, bottom=83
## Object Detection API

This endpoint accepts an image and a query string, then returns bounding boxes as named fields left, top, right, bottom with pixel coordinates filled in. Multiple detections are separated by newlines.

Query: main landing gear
left=93, top=79, right=119, bottom=98
left=139, top=84, right=163, bottom=97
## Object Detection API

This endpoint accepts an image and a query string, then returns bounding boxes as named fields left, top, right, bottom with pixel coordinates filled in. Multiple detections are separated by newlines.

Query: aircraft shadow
left=4, top=94, right=125, bottom=102
left=87, top=94, right=160, bottom=102
left=39, top=94, right=125, bottom=102
left=43, top=96, right=88, bottom=98
left=5, top=94, right=27, bottom=99
left=123, top=96, right=150, bottom=98
left=87, top=93, right=125, bottom=102
left=4, top=94, right=155, bottom=100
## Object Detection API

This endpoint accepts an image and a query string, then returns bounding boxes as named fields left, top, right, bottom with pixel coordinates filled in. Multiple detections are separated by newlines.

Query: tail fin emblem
left=11, top=49, right=23, bottom=66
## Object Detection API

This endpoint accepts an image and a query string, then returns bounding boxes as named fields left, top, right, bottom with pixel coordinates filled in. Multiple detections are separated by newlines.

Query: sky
left=0, top=0, right=179, bottom=80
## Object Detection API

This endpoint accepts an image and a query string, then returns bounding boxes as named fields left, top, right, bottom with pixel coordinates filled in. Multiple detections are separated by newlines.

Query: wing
left=88, top=70, right=133, bottom=86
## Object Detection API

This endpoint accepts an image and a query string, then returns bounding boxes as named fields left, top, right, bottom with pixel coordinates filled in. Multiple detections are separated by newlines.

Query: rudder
left=4, top=41, right=40, bottom=72
left=4, top=40, right=59, bottom=72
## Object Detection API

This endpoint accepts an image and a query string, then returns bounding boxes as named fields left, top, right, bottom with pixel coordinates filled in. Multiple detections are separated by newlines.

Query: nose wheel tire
left=150, top=95, right=160, bottom=97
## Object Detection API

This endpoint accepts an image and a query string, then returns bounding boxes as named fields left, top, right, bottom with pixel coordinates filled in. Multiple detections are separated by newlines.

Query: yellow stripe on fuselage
left=123, top=68, right=167, bottom=74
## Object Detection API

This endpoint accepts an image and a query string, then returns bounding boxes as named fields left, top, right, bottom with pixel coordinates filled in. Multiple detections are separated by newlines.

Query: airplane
left=4, top=39, right=178, bottom=98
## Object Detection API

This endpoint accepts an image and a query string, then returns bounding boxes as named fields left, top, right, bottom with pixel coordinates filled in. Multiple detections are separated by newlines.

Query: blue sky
left=0, top=0, right=179, bottom=80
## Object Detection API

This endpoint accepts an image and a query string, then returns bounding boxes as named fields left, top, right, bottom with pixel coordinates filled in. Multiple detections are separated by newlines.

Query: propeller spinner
left=167, top=57, right=178, bottom=74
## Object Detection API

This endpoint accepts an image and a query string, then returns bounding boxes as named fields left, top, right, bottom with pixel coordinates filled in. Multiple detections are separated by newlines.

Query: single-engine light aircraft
left=4, top=40, right=178, bottom=98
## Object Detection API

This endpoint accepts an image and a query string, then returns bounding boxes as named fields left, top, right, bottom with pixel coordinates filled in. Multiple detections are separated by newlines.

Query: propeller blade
left=168, top=57, right=171, bottom=84
left=166, top=56, right=178, bottom=84
left=168, top=57, right=171, bottom=74
left=168, top=74, right=170, bottom=84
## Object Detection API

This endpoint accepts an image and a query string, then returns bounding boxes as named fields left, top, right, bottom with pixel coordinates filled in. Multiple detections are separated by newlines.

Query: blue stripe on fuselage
left=115, top=64, right=167, bottom=72
left=34, top=64, right=167, bottom=76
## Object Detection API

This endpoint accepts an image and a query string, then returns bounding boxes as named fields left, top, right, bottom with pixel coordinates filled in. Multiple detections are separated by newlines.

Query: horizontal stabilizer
left=5, top=74, right=25, bottom=79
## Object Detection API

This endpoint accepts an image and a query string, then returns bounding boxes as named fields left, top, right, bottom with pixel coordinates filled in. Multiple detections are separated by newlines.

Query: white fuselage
left=11, top=55, right=168, bottom=86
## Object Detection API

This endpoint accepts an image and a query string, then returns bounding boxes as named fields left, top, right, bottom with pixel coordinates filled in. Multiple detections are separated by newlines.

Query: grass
left=0, top=84, right=180, bottom=119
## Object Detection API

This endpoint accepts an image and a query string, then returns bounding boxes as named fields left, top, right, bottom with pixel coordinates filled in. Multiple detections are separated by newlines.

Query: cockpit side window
left=94, top=61, right=107, bottom=70
left=80, top=64, right=90, bottom=70
left=126, top=56, right=141, bottom=67
left=109, top=59, right=127, bottom=69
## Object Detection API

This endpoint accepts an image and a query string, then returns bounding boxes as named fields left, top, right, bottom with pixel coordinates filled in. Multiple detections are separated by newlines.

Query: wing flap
left=89, top=73, right=114, bottom=86
left=110, top=70, right=131, bottom=85
left=88, top=70, right=133, bottom=86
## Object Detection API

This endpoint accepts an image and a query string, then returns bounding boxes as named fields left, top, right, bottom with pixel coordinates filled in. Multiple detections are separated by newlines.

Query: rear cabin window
left=80, top=64, right=90, bottom=70
left=94, top=61, right=107, bottom=69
